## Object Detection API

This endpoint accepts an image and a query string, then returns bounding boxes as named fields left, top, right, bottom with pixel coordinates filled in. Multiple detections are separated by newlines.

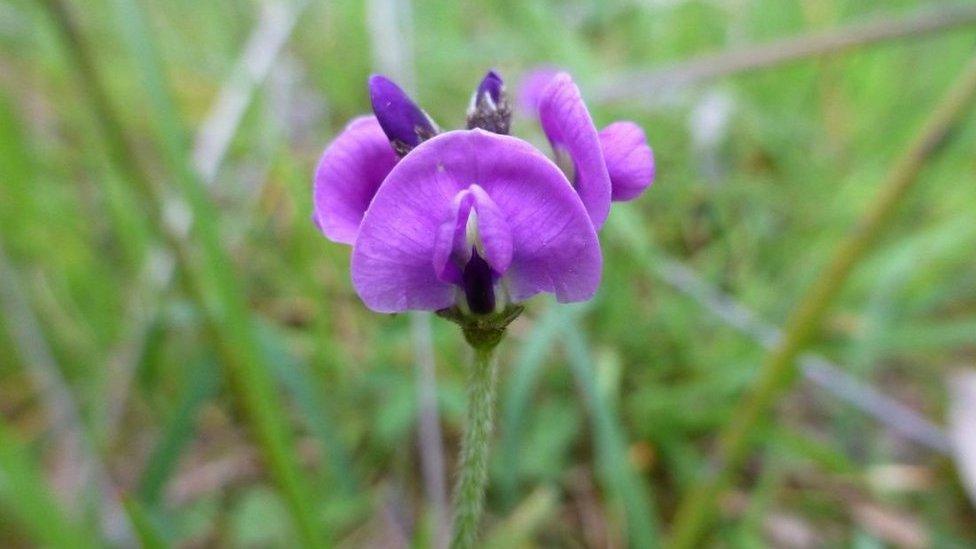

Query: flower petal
left=432, top=191, right=474, bottom=284
left=369, top=74, right=438, bottom=156
left=431, top=185, right=513, bottom=314
left=351, top=129, right=601, bottom=313
left=599, top=121, right=655, bottom=201
left=312, top=116, right=398, bottom=245
left=432, top=184, right=515, bottom=283
left=467, top=184, right=514, bottom=273
left=537, top=72, right=611, bottom=229
left=516, top=67, right=560, bottom=117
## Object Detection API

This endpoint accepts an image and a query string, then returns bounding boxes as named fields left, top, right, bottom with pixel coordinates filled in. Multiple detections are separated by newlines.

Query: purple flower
left=312, top=116, right=398, bottom=244
left=536, top=72, right=613, bottom=229
left=532, top=71, right=656, bottom=228
left=599, top=121, right=656, bottom=201
left=369, top=75, right=439, bottom=156
left=353, top=130, right=601, bottom=313
left=313, top=69, right=655, bottom=315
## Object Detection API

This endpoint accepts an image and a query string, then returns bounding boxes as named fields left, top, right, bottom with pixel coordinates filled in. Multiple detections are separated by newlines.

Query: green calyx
left=436, top=304, right=524, bottom=350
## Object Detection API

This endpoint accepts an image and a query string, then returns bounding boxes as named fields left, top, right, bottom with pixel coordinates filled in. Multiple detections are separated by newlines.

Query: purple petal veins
left=537, top=72, right=612, bottom=229
left=369, top=74, right=439, bottom=156
left=599, top=121, right=656, bottom=201
left=313, top=116, right=398, bottom=244
left=351, top=129, right=601, bottom=313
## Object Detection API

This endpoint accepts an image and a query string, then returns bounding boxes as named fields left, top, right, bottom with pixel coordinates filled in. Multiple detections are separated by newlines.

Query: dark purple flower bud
left=368, top=74, right=439, bottom=157
left=461, top=247, right=496, bottom=315
left=477, top=71, right=503, bottom=104
left=467, top=70, right=512, bottom=135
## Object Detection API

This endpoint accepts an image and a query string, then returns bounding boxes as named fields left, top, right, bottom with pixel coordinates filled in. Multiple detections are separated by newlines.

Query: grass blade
left=558, top=309, right=662, bottom=546
left=39, top=0, right=328, bottom=544
left=611, top=206, right=951, bottom=455
left=593, top=4, right=976, bottom=103
left=137, top=356, right=221, bottom=506
left=257, top=322, right=359, bottom=496
left=0, top=242, right=134, bottom=544
left=0, top=421, right=98, bottom=549
left=105, top=0, right=326, bottom=540
left=667, top=53, right=976, bottom=548
left=497, top=305, right=572, bottom=505
left=122, top=496, right=169, bottom=549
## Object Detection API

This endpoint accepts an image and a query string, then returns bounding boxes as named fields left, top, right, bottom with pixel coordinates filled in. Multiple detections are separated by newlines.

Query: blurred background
left=2, top=0, right=976, bottom=546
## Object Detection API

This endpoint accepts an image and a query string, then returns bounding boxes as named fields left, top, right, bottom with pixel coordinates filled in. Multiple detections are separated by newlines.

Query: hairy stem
left=667, top=52, right=976, bottom=549
left=451, top=345, right=499, bottom=549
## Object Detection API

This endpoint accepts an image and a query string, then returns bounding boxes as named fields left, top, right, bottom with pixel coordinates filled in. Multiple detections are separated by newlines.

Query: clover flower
left=313, top=70, right=654, bottom=318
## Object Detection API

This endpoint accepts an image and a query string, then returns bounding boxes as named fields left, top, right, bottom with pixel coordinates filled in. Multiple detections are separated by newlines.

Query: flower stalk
left=451, top=342, right=500, bottom=549
left=437, top=305, right=522, bottom=547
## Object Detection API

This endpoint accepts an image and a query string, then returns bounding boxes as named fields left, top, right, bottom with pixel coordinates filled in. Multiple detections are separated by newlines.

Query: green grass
left=2, top=0, right=976, bottom=546
left=0, top=420, right=99, bottom=548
